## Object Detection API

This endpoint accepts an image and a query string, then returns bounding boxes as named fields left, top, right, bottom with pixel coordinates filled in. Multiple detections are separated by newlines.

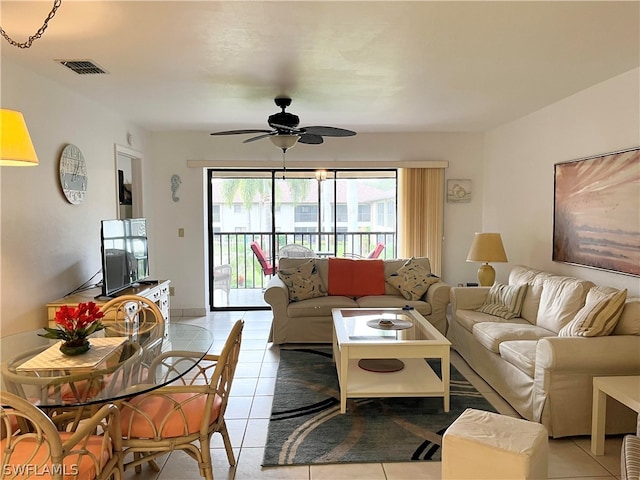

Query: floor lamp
left=466, top=233, right=508, bottom=286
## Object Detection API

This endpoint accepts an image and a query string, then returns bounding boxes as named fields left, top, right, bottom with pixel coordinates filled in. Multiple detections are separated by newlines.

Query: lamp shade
left=466, top=233, right=508, bottom=263
left=269, top=134, right=298, bottom=150
left=0, top=109, right=39, bottom=166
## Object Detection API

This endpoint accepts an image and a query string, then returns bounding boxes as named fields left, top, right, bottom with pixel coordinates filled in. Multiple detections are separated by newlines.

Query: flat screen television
left=100, top=218, right=150, bottom=297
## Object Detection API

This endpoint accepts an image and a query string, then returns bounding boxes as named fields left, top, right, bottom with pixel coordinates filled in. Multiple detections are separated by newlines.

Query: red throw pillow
left=328, top=258, right=385, bottom=297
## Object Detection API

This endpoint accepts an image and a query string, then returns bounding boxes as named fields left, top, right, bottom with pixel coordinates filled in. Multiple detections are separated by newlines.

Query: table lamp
left=1, top=109, right=39, bottom=166
left=466, top=233, right=508, bottom=286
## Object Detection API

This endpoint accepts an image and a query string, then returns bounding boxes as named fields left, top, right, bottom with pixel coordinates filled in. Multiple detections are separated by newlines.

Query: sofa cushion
left=385, top=257, right=438, bottom=301
left=356, top=295, right=432, bottom=317
left=613, top=298, right=640, bottom=336
left=287, top=295, right=358, bottom=318
left=508, top=266, right=548, bottom=324
left=537, top=276, right=593, bottom=333
left=520, top=280, right=545, bottom=325
left=508, top=265, right=544, bottom=286
left=454, top=309, right=529, bottom=334
left=499, top=340, right=538, bottom=378
left=473, top=322, right=555, bottom=353
left=559, top=288, right=627, bottom=337
left=328, top=258, right=386, bottom=297
left=278, top=259, right=327, bottom=302
left=477, top=282, right=528, bottom=319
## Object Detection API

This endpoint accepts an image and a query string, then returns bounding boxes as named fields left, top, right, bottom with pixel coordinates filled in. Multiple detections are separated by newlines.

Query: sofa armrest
left=532, top=335, right=640, bottom=432
left=537, top=336, right=640, bottom=373
left=450, top=286, right=490, bottom=312
left=264, top=275, right=289, bottom=312
left=426, top=282, right=451, bottom=320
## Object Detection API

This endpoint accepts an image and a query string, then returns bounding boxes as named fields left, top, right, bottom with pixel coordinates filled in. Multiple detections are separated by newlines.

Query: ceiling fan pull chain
left=282, top=150, right=286, bottom=179
left=0, top=0, right=62, bottom=49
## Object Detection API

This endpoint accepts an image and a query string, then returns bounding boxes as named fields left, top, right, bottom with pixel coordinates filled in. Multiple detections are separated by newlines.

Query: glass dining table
left=0, top=322, right=213, bottom=409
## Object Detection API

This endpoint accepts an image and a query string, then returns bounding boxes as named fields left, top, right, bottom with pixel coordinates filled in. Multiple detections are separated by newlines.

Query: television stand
left=47, top=280, right=171, bottom=327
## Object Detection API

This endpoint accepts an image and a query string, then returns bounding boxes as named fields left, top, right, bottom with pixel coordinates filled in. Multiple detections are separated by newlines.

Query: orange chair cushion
left=54, top=378, right=106, bottom=402
left=54, top=365, right=149, bottom=403
left=1, top=432, right=111, bottom=480
left=328, top=258, right=385, bottom=297
left=121, top=392, right=222, bottom=439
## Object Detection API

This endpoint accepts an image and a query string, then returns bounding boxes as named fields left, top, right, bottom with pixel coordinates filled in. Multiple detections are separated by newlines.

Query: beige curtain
left=398, top=168, right=444, bottom=276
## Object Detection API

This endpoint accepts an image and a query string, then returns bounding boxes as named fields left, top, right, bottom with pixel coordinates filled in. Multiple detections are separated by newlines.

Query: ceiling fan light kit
left=210, top=97, right=356, bottom=152
left=269, top=135, right=298, bottom=151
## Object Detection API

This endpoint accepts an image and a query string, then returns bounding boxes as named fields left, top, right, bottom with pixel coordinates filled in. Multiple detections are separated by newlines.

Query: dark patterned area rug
left=262, top=348, right=498, bottom=466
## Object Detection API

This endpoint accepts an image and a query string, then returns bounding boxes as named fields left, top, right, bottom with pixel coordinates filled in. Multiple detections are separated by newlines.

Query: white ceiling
left=1, top=1, right=638, bottom=134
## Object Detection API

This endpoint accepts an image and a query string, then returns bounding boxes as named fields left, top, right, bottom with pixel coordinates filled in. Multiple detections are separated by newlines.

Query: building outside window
left=358, top=204, right=371, bottom=222
left=294, top=205, right=318, bottom=222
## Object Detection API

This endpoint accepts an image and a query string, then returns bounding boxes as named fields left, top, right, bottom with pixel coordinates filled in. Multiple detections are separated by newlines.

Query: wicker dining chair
left=99, top=294, right=165, bottom=338
left=118, top=319, right=244, bottom=480
left=100, top=295, right=165, bottom=379
left=0, top=391, right=123, bottom=480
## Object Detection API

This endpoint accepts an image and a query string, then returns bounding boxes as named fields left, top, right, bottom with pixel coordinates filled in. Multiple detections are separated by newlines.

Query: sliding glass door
left=208, top=169, right=397, bottom=310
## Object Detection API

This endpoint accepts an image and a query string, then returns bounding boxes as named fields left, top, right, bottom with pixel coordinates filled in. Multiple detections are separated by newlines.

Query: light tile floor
left=124, top=310, right=625, bottom=480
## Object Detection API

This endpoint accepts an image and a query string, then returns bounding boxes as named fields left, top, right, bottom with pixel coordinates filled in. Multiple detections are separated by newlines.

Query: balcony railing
left=211, top=231, right=397, bottom=291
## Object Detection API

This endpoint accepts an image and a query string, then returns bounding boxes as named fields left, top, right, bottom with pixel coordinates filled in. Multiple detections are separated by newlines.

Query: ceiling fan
left=210, top=97, right=356, bottom=151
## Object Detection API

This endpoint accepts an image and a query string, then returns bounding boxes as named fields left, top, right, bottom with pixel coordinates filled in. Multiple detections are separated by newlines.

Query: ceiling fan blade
left=242, top=132, right=276, bottom=143
left=210, top=129, right=272, bottom=136
left=303, top=126, right=357, bottom=137
left=298, top=133, right=324, bottom=145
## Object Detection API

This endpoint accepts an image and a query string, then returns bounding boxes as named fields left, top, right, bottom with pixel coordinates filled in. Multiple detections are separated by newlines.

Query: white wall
left=0, top=59, right=148, bottom=335
left=148, top=131, right=484, bottom=312
left=484, top=68, right=640, bottom=296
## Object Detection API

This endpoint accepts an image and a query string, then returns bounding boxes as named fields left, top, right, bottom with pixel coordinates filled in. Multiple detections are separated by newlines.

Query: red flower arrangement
left=40, top=302, right=106, bottom=346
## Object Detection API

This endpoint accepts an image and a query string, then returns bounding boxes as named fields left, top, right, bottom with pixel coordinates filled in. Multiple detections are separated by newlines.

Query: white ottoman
left=442, top=408, right=548, bottom=479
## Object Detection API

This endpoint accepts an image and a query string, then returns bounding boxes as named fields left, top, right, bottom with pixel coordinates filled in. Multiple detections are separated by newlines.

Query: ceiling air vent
left=56, top=60, right=108, bottom=75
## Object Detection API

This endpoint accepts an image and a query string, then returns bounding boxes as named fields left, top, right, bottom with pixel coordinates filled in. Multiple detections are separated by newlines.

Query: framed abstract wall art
left=553, top=147, right=640, bottom=276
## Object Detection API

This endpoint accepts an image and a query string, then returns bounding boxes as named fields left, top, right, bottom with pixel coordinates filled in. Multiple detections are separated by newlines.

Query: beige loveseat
left=264, top=257, right=450, bottom=344
left=448, top=265, right=640, bottom=438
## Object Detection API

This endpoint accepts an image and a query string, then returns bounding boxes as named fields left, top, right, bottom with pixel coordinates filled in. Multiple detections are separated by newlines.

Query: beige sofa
left=264, top=257, right=450, bottom=344
left=448, top=265, right=640, bottom=438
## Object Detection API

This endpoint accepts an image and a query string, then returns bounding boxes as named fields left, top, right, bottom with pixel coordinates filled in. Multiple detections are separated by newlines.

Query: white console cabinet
left=47, top=280, right=171, bottom=327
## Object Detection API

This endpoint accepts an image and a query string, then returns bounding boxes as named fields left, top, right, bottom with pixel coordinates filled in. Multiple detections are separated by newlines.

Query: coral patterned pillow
left=385, top=257, right=439, bottom=301
left=277, top=259, right=327, bottom=302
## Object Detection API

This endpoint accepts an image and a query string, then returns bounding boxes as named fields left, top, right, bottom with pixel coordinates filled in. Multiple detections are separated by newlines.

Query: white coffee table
left=591, top=375, right=640, bottom=455
left=332, top=308, right=451, bottom=414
